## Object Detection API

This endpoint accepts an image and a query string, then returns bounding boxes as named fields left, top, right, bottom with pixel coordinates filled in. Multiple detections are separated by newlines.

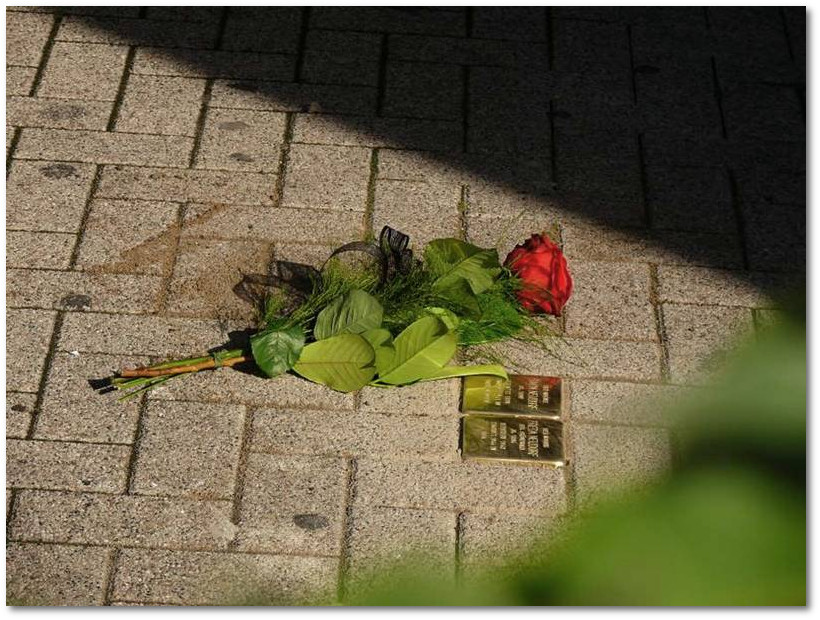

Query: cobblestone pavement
left=6, top=6, right=805, bottom=606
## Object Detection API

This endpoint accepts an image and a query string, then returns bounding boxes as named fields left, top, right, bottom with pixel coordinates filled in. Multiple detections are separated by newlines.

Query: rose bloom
left=504, top=233, right=573, bottom=316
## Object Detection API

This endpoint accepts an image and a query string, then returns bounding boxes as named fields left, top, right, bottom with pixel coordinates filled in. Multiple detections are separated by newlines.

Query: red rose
left=504, top=233, right=573, bottom=316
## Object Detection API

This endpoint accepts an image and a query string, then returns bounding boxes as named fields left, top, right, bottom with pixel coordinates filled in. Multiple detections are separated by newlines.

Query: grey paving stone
left=355, top=458, right=567, bottom=514
left=754, top=308, right=790, bottom=335
left=112, top=548, right=337, bottom=605
left=373, top=179, right=461, bottom=248
left=6, top=231, right=76, bottom=270
left=234, top=453, right=347, bottom=555
left=251, top=408, right=459, bottom=461
left=743, top=201, right=805, bottom=274
left=473, top=7, right=547, bottom=41
left=281, top=143, right=371, bottom=212
left=554, top=18, right=631, bottom=73
left=6, top=10, right=53, bottom=66
left=131, top=401, right=245, bottom=500
left=145, top=6, right=222, bottom=22
left=302, top=30, right=381, bottom=86
left=221, top=7, right=302, bottom=53
left=166, top=237, right=274, bottom=320
left=16, top=128, right=194, bottom=167
left=570, top=423, right=672, bottom=506
left=6, top=392, right=36, bottom=439
left=195, top=108, right=286, bottom=172
left=182, top=203, right=364, bottom=245
left=6, top=159, right=96, bottom=233
left=75, top=199, right=180, bottom=276
left=148, top=368, right=356, bottom=412
left=132, top=47, right=295, bottom=81
left=723, top=83, right=804, bottom=142
left=460, top=511, right=553, bottom=571
left=312, top=7, right=466, bottom=36
left=466, top=212, right=568, bottom=262
left=359, top=379, right=461, bottom=417
left=646, top=166, right=735, bottom=233
left=38, top=41, right=129, bottom=101
left=384, top=62, right=462, bottom=120
left=58, top=312, right=229, bottom=356
left=569, top=379, right=693, bottom=427
left=210, top=79, right=377, bottom=116
left=6, top=65, right=36, bottom=96
left=10, top=489, right=235, bottom=550
left=6, top=438, right=131, bottom=493
left=6, top=269, right=163, bottom=314
left=6, top=542, right=110, bottom=606
left=563, top=261, right=656, bottom=341
left=273, top=242, right=337, bottom=268
left=116, top=75, right=207, bottom=137
left=57, top=15, right=220, bottom=48
left=389, top=34, right=516, bottom=66
left=292, top=114, right=462, bottom=152
left=96, top=165, right=276, bottom=206
left=662, top=303, right=756, bottom=384
left=657, top=266, right=790, bottom=308
left=6, top=96, right=112, bottom=130
left=34, top=352, right=147, bottom=444
left=6, top=309, right=57, bottom=393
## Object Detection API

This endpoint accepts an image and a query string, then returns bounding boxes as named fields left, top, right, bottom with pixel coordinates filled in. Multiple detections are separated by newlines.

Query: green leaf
left=362, top=328, right=395, bottom=372
left=377, top=316, right=457, bottom=386
left=293, top=333, right=376, bottom=392
left=250, top=325, right=305, bottom=378
left=425, top=307, right=461, bottom=331
left=419, top=364, right=508, bottom=382
left=424, top=238, right=501, bottom=296
left=314, top=289, right=383, bottom=340
left=431, top=278, right=482, bottom=317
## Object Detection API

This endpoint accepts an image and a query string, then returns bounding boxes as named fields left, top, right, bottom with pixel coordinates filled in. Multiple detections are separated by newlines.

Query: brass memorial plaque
left=461, top=414, right=565, bottom=466
left=460, top=374, right=562, bottom=419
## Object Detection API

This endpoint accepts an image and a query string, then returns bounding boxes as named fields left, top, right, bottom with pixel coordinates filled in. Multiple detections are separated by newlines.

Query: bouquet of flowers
left=106, top=227, right=573, bottom=399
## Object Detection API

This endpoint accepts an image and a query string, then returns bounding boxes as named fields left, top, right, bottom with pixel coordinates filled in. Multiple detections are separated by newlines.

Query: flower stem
left=118, top=349, right=248, bottom=378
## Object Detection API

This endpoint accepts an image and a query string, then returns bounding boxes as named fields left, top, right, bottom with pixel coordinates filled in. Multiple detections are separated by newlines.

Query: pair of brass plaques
left=460, top=375, right=566, bottom=467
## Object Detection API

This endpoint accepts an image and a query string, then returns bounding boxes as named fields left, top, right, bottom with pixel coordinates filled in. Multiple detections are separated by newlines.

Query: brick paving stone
left=563, top=261, right=656, bottom=341
left=359, top=379, right=460, bottom=417
left=58, top=313, right=229, bottom=356
left=373, top=179, right=461, bottom=247
left=148, top=368, right=356, bottom=411
left=723, top=83, right=804, bottom=142
left=6, top=10, right=53, bottom=66
left=355, top=458, right=567, bottom=514
left=116, top=75, right=207, bottom=136
left=34, top=352, right=147, bottom=444
left=57, top=15, right=219, bottom=48
left=390, top=34, right=515, bottom=66
left=383, top=62, right=462, bottom=120
left=282, top=144, right=371, bottom=212
left=38, top=41, right=129, bottom=101
left=16, top=128, right=193, bottom=167
left=209, top=80, right=377, bottom=116
left=7, top=392, right=36, bottom=439
left=195, top=108, right=286, bottom=172
left=292, top=113, right=462, bottom=152
left=10, top=490, right=235, bottom=550
left=182, top=203, right=364, bottom=245
left=131, top=401, right=245, bottom=500
left=569, top=379, right=693, bottom=427
left=6, top=438, right=131, bottom=493
left=96, top=165, right=276, bottom=205
left=132, top=46, right=295, bottom=81
left=570, top=423, right=672, bottom=506
left=145, top=7, right=222, bottom=22
left=554, top=18, right=631, bottom=74
left=7, top=65, right=36, bottom=96
left=6, top=543, right=110, bottom=606
left=6, top=309, right=57, bottom=393
left=312, top=7, right=466, bottom=36
left=6, top=269, right=163, bottom=314
left=112, top=548, right=337, bottom=605
left=657, top=266, right=790, bottom=308
left=165, top=237, right=274, bottom=320
left=6, top=96, right=112, bottom=130
left=234, top=453, right=348, bottom=556
left=302, top=29, right=381, bottom=86
left=6, top=159, right=96, bottom=233
left=6, top=231, right=76, bottom=270
left=251, top=408, right=459, bottom=461
left=75, top=199, right=180, bottom=276
left=473, top=7, right=547, bottom=40
left=662, top=303, right=756, bottom=384
left=645, top=166, right=735, bottom=233
left=221, top=7, right=302, bottom=53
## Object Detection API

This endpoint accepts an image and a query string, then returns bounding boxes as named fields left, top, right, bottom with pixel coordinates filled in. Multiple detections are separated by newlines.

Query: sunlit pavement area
left=5, top=7, right=805, bottom=605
